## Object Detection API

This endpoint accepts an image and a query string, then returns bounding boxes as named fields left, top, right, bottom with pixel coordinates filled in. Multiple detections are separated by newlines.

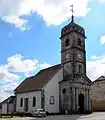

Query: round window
left=62, top=88, right=66, bottom=94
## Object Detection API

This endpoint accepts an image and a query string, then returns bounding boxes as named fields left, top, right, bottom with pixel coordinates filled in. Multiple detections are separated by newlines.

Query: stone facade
left=1, top=96, right=16, bottom=114
left=59, top=76, right=92, bottom=113
left=16, top=91, right=42, bottom=113
left=59, top=21, right=92, bottom=113
left=92, top=76, right=105, bottom=111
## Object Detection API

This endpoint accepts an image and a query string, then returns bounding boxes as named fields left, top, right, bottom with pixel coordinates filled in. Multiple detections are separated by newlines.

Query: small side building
left=92, top=76, right=105, bottom=111
left=1, top=96, right=16, bottom=114
left=0, top=103, right=2, bottom=113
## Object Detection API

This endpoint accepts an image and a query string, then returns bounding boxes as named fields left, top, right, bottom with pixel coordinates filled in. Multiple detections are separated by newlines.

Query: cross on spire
left=70, top=4, right=74, bottom=23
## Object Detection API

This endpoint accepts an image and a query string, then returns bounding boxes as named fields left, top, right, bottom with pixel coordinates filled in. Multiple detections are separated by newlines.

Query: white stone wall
left=2, top=103, right=7, bottom=114
left=8, top=104, right=15, bottom=113
left=2, top=103, right=15, bottom=114
left=44, top=68, right=63, bottom=113
left=92, top=81, right=105, bottom=100
left=92, top=80, right=105, bottom=111
left=16, top=91, right=41, bottom=113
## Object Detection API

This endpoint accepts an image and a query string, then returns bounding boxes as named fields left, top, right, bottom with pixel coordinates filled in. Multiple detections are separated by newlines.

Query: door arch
left=78, top=93, right=84, bottom=113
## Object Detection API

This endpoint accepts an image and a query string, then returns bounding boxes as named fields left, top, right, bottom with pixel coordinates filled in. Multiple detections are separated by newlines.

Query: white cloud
left=0, top=88, right=11, bottom=102
left=0, top=82, right=19, bottom=102
left=0, top=54, right=51, bottom=102
left=0, top=0, right=91, bottom=30
left=87, top=55, right=105, bottom=81
left=91, top=56, right=102, bottom=60
left=2, top=16, right=29, bottom=31
left=100, top=35, right=105, bottom=45
left=0, top=66, right=20, bottom=84
left=7, top=54, right=51, bottom=75
left=100, top=0, right=105, bottom=3
left=7, top=54, right=39, bottom=74
left=39, top=63, right=51, bottom=69
left=0, top=65, right=21, bottom=102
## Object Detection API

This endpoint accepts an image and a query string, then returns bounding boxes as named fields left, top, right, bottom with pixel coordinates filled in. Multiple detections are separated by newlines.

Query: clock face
left=65, top=53, right=70, bottom=59
left=78, top=53, right=82, bottom=59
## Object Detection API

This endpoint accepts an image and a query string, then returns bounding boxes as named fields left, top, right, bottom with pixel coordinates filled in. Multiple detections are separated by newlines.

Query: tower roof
left=61, top=21, right=85, bottom=38
left=61, top=5, right=85, bottom=38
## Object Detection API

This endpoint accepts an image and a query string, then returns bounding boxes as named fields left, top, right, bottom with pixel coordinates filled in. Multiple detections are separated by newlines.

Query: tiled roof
left=14, top=64, right=61, bottom=94
left=1, top=96, right=16, bottom=104
left=93, top=76, right=105, bottom=82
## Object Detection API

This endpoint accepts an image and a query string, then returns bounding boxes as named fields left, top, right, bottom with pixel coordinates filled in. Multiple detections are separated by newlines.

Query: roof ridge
left=1, top=95, right=16, bottom=103
left=94, top=75, right=105, bottom=82
left=27, top=64, right=61, bottom=79
left=97, top=75, right=105, bottom=79
left=41, top=64, right=62, bottom=87
left=14, top=64, right=61, bottom=94
left=40, top=64, right=61, bottom=72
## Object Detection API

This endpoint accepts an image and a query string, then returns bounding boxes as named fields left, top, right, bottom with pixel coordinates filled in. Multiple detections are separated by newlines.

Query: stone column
left=88, top=89, right=92, bottom=112
left=72, top=88, right=75, bottom=112
left=84, top=89, right=87, bottom=112
left=69, top=87, right=72, bottom=113
left=87, top=89, right=89, bottom=111
left=86, top=89, right=89, bottom=111
left=75, top=88, right=78, bottom=111
left=70, top=87, right=72, bottom=112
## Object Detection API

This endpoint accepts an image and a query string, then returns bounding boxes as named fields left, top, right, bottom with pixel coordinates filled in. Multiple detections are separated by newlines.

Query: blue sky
left=0, top=0, right=105, bottom=101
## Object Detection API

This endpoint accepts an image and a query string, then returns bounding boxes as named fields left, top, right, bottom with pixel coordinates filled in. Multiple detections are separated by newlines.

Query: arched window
left=49, top=96, right=55, bottom=104
left=78, top=64, right=82, bottom=73
left=62, top=88, right=66, bottom=94
left=78, top=38, right=81, bottom=46
left=33, top=97, right=36, bottom=107
left=20, top=98, right=23, bottom=107
left=65, top=39, right=69, bottom=47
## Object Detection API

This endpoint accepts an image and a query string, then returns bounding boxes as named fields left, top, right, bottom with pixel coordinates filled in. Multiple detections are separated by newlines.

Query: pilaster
left=72, top=88, right=75, bottom=112
left=75, top=88, right=78, bottom=111
left=88, top=90, right=92, bottom=111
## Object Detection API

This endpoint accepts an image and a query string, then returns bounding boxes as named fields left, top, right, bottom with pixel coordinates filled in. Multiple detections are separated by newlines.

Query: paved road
left=1, top=112, right=105, bottom=120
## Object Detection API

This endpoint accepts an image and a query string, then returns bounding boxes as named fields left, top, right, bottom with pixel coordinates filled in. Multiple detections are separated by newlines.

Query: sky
left=0, top=0, right=105, bottom=102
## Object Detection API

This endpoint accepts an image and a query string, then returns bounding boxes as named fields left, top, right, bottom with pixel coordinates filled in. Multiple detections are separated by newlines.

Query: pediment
left=75, top=75, right=92, bottom=85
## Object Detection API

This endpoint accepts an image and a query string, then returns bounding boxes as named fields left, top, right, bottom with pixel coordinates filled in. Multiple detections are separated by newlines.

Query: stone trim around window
left=20, top=98, right=23, bottom=107
left=33, top=96, right=36, bottom=107
left=49, top=96, right=55, bottom=105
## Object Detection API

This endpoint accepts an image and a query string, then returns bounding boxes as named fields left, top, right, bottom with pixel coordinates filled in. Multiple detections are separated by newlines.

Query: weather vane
left=70, top=4, right=74, bottom=22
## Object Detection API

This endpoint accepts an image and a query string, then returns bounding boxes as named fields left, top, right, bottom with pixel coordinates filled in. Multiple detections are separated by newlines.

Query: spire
left=70, top=4, right=74, bottom=23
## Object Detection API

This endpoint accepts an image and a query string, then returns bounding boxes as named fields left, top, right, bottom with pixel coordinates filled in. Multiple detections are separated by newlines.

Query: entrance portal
left=24, top=98, right=28, bottom=112
left=78, top=93, right=84, bottom=113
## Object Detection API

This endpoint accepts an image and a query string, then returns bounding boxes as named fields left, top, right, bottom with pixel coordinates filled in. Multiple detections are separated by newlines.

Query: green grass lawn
left=0, top=115, right=23, bottom=119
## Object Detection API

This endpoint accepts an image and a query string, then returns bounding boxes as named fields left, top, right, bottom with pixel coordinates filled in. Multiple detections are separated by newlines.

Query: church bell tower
left=60, top=7, right=86, bottom=80
left=59, top=5, right=92, bottom=114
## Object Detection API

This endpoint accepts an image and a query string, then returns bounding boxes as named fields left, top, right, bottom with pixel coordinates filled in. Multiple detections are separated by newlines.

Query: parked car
left=31, top=109, right=46, bottom=117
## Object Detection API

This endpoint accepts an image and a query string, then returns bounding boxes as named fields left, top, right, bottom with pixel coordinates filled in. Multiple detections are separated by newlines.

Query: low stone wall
left=91, top=80, right=105, bottom=111
left=92, top=99, right=105, bottom=111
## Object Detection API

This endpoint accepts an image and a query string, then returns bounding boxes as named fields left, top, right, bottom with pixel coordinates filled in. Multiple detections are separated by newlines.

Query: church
left=14, top=13, right=92, bottom=114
